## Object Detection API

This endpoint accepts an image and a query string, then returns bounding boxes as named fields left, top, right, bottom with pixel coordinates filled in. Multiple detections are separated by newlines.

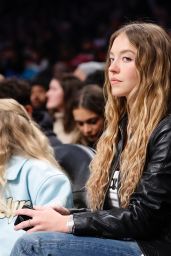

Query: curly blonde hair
left=87, top=22, right=171, bottom=210
left=0, top=98, right=60, bottom=188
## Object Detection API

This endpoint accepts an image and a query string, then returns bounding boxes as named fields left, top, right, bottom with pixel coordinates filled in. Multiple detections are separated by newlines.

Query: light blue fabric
left=10, top=232, right=143, bottom=256
left=1, top=155, right=73, bottom=256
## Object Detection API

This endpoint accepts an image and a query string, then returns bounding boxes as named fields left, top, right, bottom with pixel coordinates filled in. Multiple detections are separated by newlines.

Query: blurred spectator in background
left=53, top=61, right=70, bottom=78
left=46, top=74, right=84, bottom=144
left=30, top=70, right=51, bottom=111
left=73, top=61, right=105, bottom=81
left=0, top=78, right=62, bottom=147
left=31, top=79, right=48, bottom=111
left=20, top=46, right=49, bottom=81
left=0, top=0, right=170, bottom=80
left=85, top=69, right=105, bottom=88
left=0, top=78, right=32, bottom=113
left=0, top=74, right=5, bottom=81
left=72, top=84, right=105, bottom=149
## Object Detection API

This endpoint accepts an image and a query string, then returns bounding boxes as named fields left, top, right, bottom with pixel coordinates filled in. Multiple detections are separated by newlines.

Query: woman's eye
left=122, top=57, right=132, bottom=62
left=109, top=57, right=114, bottom=63
left=76, top=121, right=84, bottom=126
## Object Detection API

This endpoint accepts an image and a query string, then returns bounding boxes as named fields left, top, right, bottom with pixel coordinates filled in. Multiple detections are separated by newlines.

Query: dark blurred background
left=0, top=0, right=170, bottom=79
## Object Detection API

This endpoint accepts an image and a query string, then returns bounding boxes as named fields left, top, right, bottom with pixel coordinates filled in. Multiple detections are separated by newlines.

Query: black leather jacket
left=72, top=115, right=171, bottom=256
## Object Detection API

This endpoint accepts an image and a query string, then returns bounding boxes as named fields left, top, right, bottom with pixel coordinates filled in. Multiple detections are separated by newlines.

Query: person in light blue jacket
left=0, top=99, right=73, bottom=256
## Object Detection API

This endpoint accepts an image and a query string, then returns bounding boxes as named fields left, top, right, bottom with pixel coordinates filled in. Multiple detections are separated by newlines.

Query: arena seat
left=54, top=144, right=95, bottom=208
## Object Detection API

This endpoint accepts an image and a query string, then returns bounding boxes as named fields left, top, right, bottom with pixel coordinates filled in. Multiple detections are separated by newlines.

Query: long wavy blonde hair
left=0, top=98, right=60, bottom=189
left=87, top=22, right=171, bottom=210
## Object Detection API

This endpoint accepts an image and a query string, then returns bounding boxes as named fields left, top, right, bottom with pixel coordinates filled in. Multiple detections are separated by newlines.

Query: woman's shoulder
left=155, top=114, right=171, bottom=132
left=9, top=156, right=64, bottom=177
left=23, top=158, right=70, bottom=190
left=149, top=114, right=171, bottom=144
left=6, top=155, right=67, bottom=184
left=25, top=157, right=64, bottom=176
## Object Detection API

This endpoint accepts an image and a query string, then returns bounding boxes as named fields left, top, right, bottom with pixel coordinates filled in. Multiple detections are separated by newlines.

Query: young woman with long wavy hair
left=11, top=22, right=171, bottom=256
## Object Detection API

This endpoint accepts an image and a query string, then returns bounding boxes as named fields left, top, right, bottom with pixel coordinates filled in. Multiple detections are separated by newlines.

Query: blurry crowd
left=0, top=62, right=105, bottom=150
left=0, top=0, right=170, bottom=80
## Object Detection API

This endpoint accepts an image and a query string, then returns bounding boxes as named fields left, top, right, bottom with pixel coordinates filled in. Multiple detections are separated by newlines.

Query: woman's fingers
left=14, top=207, right=67, bottom=233
left=14, top=219, right=32, bottom=231
left=52, top=205, right=69, bottom=215
left=15, top=208, right=35, bottom=217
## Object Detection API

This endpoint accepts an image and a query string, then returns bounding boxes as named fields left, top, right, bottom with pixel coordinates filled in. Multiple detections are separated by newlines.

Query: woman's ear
left=25, top=105, right=33, bottom=117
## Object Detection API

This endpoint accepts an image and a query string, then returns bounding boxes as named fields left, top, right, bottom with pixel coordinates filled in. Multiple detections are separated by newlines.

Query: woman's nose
left=83, top=124, right=92, bottom=135
left=109, top=60, right=120, bottom=73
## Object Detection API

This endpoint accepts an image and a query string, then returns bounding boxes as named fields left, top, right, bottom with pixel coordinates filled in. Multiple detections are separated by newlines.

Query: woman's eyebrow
left=110, top=49, right=136, bottom=55
left=120, top=49, right=136, bottom=55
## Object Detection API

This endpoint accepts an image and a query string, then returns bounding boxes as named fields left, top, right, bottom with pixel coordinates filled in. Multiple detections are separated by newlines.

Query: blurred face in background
left=46, top=79, right=64, bottom=111
left=73, top=107, right=104, bottom=144
left=31, top=85, right=47, bottom=110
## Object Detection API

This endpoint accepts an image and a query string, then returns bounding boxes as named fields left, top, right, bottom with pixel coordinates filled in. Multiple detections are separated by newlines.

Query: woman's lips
left=110, top=79, right=122, bottom=85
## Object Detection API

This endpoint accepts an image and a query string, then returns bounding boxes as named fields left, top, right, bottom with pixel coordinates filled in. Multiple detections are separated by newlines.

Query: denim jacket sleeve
left=72, top=115, right=171, bottom=240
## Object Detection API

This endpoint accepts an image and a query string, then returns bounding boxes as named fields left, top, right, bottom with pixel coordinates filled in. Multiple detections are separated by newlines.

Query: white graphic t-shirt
left=108, top=170, right=120, bottom=207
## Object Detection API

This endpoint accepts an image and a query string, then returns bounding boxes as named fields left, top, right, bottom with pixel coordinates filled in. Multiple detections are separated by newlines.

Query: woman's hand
left=32, top=204, right=70, bottom=215
left=50, top=204, right=70, bottom=215
left=14, top=207, right=70, bottom=234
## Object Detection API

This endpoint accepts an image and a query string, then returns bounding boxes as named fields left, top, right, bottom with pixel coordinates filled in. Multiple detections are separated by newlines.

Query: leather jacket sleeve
left=73, top=117, right=171, bottom=240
